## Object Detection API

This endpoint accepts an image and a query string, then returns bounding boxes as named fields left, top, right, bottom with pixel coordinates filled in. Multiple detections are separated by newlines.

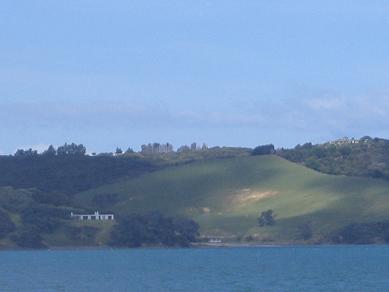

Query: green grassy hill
left=74, top=155, right=389, bottom=243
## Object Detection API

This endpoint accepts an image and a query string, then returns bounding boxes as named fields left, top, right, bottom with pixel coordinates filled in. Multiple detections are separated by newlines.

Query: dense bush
left=32, top=190, right=70, bottom=206
left=258, top=210, right=276, bottom=227
left=64, top=226, right=99, bottom=244
left=11, top=227, right=45, bottom=248
left=252, top=144, right=275, bottom=156
left=329, top=221, right=389, bottom=244
left=21, top=204, right=68, bottom=233
left=298, top=223, right=313, bottom=240
left=0, top=154, right=157, bottom=194
left=278, top=137, right=389, bottom=180
left=0, top=187, right=34, bottom=213
left=0, top=210, right=16, bottom=238
left=110, top=212, right=199, bottom=247
left=0, top=144, right=250, bottom=198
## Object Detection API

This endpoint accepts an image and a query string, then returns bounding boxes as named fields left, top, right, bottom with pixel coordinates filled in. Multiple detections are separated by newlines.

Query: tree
left=152, top=143, right=160, bottom=154
left=21, top=204, right=67, bottom=233
left=177, top=145, right=190, bottom=152
left=42, top=145, right=57, bottom=157
left=191, top=143, right=197, bottom=151
left=0, top=210, right=16, bottom=238
left=14, top=148, right=38, bottom=157
left=11, top=226, right=45, bottom=248
left=125, top=147, right=134, bottom=154
left=14, top=149, right=25, bottom=157
left=298, top=223, right=313, bottom=240
left=110, top=212, right=199, bottom=247
left=57, top=143, right=86, bottom=156
left=141, top=144, right=149, bottom=154
left=115, top=147, right=123, bottom=155
left=252, top=144, right=275, bottom=156
left=165, top=143, right=174, bottom=153
left=258, top=210, right=276, bottom=227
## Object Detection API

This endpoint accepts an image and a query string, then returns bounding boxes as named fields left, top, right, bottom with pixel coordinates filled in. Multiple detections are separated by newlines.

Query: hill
left=0, top=145, right=251, bottom=248
left=0, top=154, right=158, bottom=194
left=278, top=136, right=389, bottom=180
left=73, top=155, right=389, bottom=244
left=0, top=144, right=250, bottom=195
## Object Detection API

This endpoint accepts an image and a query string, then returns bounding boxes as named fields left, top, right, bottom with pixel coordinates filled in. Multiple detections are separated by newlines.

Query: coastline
left=2, top=242, right=389, bottom=251
left=0, top=243, right=292, bottom=251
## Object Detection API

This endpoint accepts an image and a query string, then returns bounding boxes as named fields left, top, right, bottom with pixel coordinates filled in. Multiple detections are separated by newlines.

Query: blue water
left=1, top=246, right=389, bottom=291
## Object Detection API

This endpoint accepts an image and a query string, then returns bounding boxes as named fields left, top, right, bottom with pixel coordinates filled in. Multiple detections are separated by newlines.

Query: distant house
left=208, top=238, right=223, bottom=244
left=329, top=137, right=360, bottom=145
left=70, top=211, right=115, bottom=221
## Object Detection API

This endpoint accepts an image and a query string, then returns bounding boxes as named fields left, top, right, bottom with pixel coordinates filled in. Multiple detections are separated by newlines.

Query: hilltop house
left=70, top=211, right=115, bottom=221
left=329, top=137, right=360, bottom=145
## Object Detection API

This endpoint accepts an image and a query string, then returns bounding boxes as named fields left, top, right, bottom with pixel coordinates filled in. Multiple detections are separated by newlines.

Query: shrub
left=110, top=212, right=199, bottom=247
left=252, top=145, right=275, bottom=156
left=11, top=226, right=45, bottom=248
left=0, top=210, right=16, bottom=238
left=258, top=210, right=276, bottom=227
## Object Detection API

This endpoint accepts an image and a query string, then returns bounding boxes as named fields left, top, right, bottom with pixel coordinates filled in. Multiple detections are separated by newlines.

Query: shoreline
left=1, top=242, right=389, bottom=251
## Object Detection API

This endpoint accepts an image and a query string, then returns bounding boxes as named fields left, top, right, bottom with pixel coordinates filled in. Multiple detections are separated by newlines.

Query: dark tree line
left=0, top=186, right=73, bottom=248
left=11, top=141, right=213, bottom=158
left=0, top=149, right=157, bottom=194
left=252, top=144, right=275, bottom=156
left=278, top=137, right=389, bottom=180
left=110, top=212, right=199, bottom=247
left=177, top=142, right=208, bottom=152
left=329, top=221, right=389, bottom=244
left=14, top=143, right=86, bottom=157
left=139, top=142, right=208, bottom=155
left=0, top=210, right=16, bottom=238
left=141, top=143, right=174, bottom=154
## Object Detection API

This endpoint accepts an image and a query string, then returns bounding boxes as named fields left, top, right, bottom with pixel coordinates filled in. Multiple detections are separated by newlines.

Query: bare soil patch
left=232, top=188, right=279, bottom=205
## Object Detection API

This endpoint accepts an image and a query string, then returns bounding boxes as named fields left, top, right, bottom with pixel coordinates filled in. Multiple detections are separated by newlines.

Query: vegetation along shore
left=2, top=136, right=389, bottom=248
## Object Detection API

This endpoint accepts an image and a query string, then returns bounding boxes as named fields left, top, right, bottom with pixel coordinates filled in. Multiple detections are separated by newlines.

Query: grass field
left=74, top=155, right=389, bottom=242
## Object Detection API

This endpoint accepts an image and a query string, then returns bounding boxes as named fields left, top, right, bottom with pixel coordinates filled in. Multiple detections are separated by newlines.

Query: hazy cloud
left=1, top=101, right=267, bottom=129
left=3, top=94, right=389, bottom=154
left=3, top=95, right=389, bottom=131
left=305, top=97, right=345, bottom=111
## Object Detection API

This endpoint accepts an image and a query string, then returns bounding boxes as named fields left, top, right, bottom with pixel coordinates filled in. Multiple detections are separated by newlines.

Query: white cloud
left=304, top=94, right=389, bottom=116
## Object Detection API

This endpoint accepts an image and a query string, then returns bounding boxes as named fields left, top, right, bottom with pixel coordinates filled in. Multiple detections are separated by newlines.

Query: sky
left=1, top=0, right=389, bottom=154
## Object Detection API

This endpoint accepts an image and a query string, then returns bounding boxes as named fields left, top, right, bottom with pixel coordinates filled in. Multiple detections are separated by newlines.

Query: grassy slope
left=74, top=155, right=389, bottom=242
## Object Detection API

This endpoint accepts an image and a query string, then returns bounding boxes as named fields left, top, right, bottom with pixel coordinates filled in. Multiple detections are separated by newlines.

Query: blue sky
left=1, top=0, right=389, bottom=153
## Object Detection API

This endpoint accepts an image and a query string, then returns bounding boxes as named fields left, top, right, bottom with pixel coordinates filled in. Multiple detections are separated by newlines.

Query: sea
left=1, top=245, right=389, bottom=291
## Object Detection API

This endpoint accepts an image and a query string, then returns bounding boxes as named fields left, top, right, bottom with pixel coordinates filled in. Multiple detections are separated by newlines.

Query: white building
left=70, top=211, right=115, bottom=221
left=329, top=137, right=360, bottom=145
left=208, top=238, right=223, bottom=243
